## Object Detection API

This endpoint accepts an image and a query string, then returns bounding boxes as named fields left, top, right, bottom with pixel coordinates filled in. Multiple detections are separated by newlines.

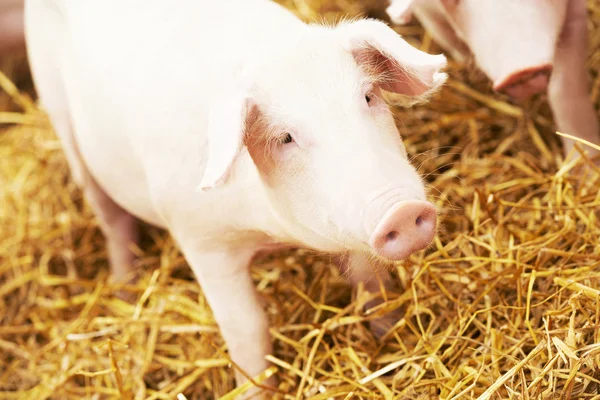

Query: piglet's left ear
left=337, top=19, right=447, bottom=98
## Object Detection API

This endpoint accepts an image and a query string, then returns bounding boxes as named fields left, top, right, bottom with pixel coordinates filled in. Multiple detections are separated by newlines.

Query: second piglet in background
left=387, top=0, right=600, bottom=159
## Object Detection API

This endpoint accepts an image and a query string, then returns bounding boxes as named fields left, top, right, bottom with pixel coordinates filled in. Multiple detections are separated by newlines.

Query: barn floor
left=1, top=1, right=600, bottom=399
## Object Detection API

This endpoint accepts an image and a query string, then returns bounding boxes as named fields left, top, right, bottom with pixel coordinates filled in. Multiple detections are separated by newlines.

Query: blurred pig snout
left=369, top=200, right=437, bottom=261
left=493, top=64, right=553, bottom=101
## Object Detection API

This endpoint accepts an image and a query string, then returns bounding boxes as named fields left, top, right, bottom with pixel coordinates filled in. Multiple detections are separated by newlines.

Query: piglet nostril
left=415, top=215, right=423, bottom=226
left=385, top=231, right=398, bottom=242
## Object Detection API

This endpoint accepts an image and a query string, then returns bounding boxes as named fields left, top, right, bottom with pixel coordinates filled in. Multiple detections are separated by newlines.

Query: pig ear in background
left=386, top=0, right=415, bottom=24
left=196, top=90, right=252, bottom=192
left=338, top=18, right=447, bottom=103
left=438, top=0, right=460, bottom=12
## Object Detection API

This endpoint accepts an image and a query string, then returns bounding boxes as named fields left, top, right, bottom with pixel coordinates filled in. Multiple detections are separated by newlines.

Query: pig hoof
left=564, top=149, right=600, bottom=177
left=112, top=280, right=138, bottom=303
left=109, top=270, right=140, bottom=303
left=368, top=308, right=404, bottom=339
left=114, top=289, right=137, bottom=303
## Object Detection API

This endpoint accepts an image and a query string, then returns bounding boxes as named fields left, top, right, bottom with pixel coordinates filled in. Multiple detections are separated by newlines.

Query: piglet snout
left=493, top=64, right=553, bottom=101
left=369, top=200, right=437, bottom=260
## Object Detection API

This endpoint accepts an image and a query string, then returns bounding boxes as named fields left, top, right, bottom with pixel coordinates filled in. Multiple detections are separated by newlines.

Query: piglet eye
left=365, top=93, right=372, bottom=104
left=279, top=132, right=294, bottom=145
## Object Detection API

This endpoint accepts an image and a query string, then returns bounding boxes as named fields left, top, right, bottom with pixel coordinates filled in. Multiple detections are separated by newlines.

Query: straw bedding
left=1, top=1, right=600, bottom=399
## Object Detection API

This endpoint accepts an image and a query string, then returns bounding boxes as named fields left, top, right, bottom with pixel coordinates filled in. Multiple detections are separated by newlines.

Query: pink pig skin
left=387, top=0, right=600, bottom=159
left=0, top=0, right=24, bottom=57
left=24, top=0, right=447, bottom=397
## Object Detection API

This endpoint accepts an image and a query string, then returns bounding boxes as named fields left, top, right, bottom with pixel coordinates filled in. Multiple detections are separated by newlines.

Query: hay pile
left=1, top=1, right=600, bottom=399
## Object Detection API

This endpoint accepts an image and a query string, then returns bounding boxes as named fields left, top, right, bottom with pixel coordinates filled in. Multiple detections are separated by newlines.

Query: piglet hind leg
left=26, top=6, right=139, bottom=288
left=38, top=109, right=139, bottom=289
left=176, top=241, right=276, bottom=399
left=548, top=0, right=600, bottom=161
left=340, top=252, right=403, bottom=339
left=81, top=173, right=139, bottom=285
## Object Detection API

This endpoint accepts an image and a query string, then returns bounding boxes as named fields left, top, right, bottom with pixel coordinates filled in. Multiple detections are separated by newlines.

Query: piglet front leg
left=176, top=241, right=275, bottom=399
left=340, top=252, right=403, bottom=338
left=548, top=0, right=600, bottom=160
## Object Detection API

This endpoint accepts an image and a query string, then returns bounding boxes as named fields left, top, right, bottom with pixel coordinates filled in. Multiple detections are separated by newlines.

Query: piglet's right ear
left=196, top=90, right=252, bottom=192
left=386, top=0, right=415, bottom=24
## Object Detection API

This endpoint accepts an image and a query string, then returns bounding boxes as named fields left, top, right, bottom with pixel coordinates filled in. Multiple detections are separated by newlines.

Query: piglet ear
left=386, top=0, right=416, bottom=24
left=438, top=0, right=460, bottom=12
left=196, top=90, right=252, bottom=192
left=337, top=18, right=447, bottom=99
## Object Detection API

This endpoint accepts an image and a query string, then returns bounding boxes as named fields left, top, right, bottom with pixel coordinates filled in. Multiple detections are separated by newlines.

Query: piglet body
left=387, top=0, right=600, bottom=158
left=25, top=0, right=447, bottom=397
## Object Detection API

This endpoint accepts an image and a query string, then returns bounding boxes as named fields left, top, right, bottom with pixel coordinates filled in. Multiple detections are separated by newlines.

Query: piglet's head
left=198, top=19, right=446, bottom=261
left=440, top=0, right=567, bottom=100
